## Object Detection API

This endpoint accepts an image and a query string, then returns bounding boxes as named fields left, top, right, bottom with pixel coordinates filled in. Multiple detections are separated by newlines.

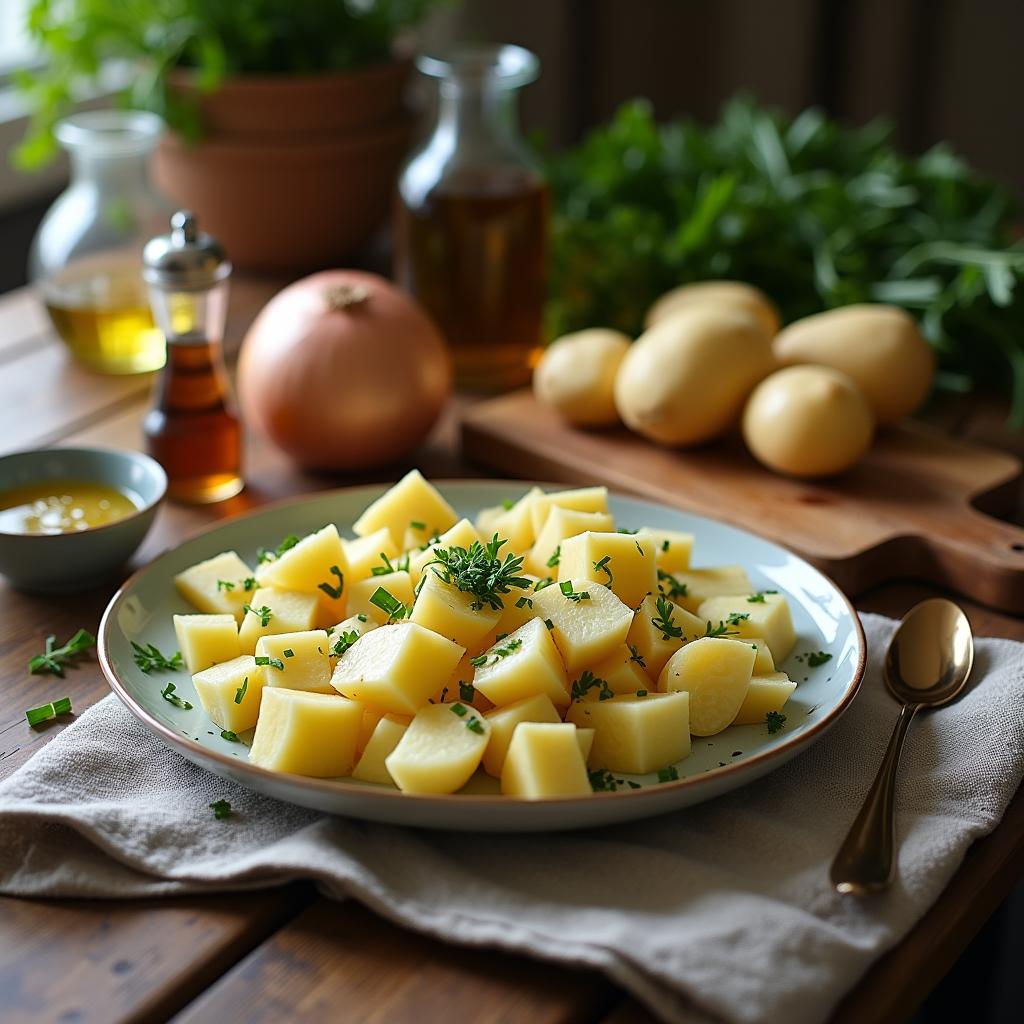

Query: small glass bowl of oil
left=0, top=448, right=167, bottom=593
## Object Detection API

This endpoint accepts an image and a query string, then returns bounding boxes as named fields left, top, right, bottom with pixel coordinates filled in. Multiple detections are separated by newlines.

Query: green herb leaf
left=459, top=681, right=475, bottom=702
left=657, top=766, right=680, bottom=783
left=465, top=716, right=485, bottom=735
left=592, top=555, right=614, bottom=587
left=627, top=643, right=647, bottom=668
left=220, top=730, right=240, bottom=742
left=469, top=638, right=522, bottom=668
left=209, top=799, right=232, bottom=820
left=571, top=670, right=614, bottom=702
left=704, top=619, right=740, bottom=638
left=635, top=688, right=648, bottom=697
left=808, top=651, right=832, bottom=667
left=161, top=681, right=193, bottom=710
left=766, top=710, right=787, bottom=733
left=243, top=577, right=258, bottom=591
left=255, top=656, right=285, bottom=671
left=217, top=579, right=235, bottom=591
left=282, top=649, right=294, bottom=658
left=243, top=604, right=272, bottom=628
left=332, top=630, right=361, bottom=657
left=131, top=641, right=183, bottom=674
left=424, top=534, right=531, bottom=611
left=657, top=570, right=688, bottom=602
left=501, top=498, right=515, bottom=510
left=234, top=676, right=248, bottom=704
left=558, top=581, right=591, bottom=603
left=28, top=628, right=95, bottom=677
left=652, top=596, right=683, bottom=640
left=317, top=565, right=345, bottom=599
left=450, top=702, right=468, bottom=717
left=409, top=520, right=426, bottom=531
left=546, top=545, right=561, bottom=569
left=369, top=587, right=408, bottom=622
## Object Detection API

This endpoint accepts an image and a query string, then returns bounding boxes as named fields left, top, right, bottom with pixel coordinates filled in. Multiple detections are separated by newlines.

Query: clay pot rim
left=166, top=55, right=413, bottom=94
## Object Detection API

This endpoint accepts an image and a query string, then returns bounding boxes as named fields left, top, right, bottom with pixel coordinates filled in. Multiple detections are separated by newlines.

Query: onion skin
left=238, top=270, right=451, bottom=471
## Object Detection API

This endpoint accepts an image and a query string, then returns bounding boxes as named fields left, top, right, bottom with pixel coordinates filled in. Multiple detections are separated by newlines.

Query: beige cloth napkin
left=1, top=613, right=1022, bottom=1024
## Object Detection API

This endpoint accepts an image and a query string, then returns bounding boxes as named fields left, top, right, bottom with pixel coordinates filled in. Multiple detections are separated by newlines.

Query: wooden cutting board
left=461, top=389, right=1024, bottom=613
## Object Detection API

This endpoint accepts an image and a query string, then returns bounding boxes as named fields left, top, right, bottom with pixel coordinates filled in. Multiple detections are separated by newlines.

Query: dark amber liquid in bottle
left=395, top=170, right=549, bottom=392
left=143, top=335, right=243, bottom=503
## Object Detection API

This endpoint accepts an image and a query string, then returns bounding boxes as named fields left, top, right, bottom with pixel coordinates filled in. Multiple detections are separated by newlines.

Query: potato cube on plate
left=525, top=507, right=615, bottom=577
left=174, top=550, right=254, bottom=622
left=481, top=692, right=562, bottom=777
left=385, top=702, right=491, bottom=794
left=531, top=577, right=633, bottom=673
left=529, top=486, right=610, bottom=535
left=471, top=617, right=570, bottom=709
left=256, top=629, right=332, bottom=693
left=488, top=486, right=544, bottom=552
left=501, top=722, right=592, bottom=798
left=409, top=569, right=503, bottom=649
left=353, top=469, right=457, bottom=548
left=326, top=613, right=377, bottom=656
left=192, top=654, right=261, bottom=733
left=668, top=565, right=753, bottom=612
left=659, top=636, right=755, bottom=736
left=626, top=595, right=703, bottom=677
left=579, top=644, right=652, bottom=697
left=696, top=593, right=796, bottom=663
left=558, top=531, right=657, bottom=610
left=352, top=715, right=410, bottom=785
left=733, top=672, right=797, bottom=726
left=636, top=526, right=695, bottom=573
left=330, top=623, right=464, bottom=715
left=249, top=687, right=362, bottom=777
left=407, top=518, right=481, bottom=585
left=347, top=570, right=414, bottom=625
left=474, top=502, right=505, bottom=539
left=173, top=613, right=240, bottom=673
left=576, top=727, right=595, bottom=762
left=343, top=528, right=400, bottom=583
left=566, top=691, right=690, bottom=774
left=257, top=524, right=349, bottom=625
left=238, top=587, right=319, bottom=654
left=727, top=636, right=775, bottom=675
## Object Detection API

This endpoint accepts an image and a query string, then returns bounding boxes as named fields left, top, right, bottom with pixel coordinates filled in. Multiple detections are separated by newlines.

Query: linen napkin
left=1, top=613, right=1022, bottom=1024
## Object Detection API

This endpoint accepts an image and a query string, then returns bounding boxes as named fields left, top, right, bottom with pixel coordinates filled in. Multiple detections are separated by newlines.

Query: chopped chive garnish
left=234, top=677, right=248, bottom=704
left=217, top=579, right=235, bottom=591
left=371, top=551, right=409, bottom=576
left=766, top=711, right=787, bottom=733
left=533, top=576, right=555, bottom=591
left=409, top=520, right=426, bottom=531
left=592, top=555, right=614, bottom=587
left=356, top=614, right=367, bottom=622
left=546, top=545, right=561, bottom=568
left=131, top=641, right=183, bottom=674
left=369, top=586, right=408, bottom=622
left=617, top=527, right=638, bottom=534
left=209, top=799, right=232, bottom=820
left=558, top=581, right=591, bottom=603
left=332, top=630, right=361, bottom=657
left=544, top=618, right=554, bottom=631
left=662, top=539, right=670, bottom=552
left=255, top=656, right=284, bottom=671
left=283, top=649, right=295, bottom=658
left=317, top=565, right=345, bottom=600
left=635, top=688, right=648, bottom=696
left=25, top=696, right=72, bottom=726
left=220, top=730, right=240, bottom=742
left=657, top=766, right=680, bottom=783
left=28, top=628, right=95, bottom=677
left=726, top=612, right=750, bottom=626
left=465, top=716, right=485, bottom=735
left=243, top=604, right=272, bottom=627
left=470, top=638, right=522, bottom=668
left=450, top=702, right=468, bottom=717
left=161, top=681, right=193, bottom=710
left=515, top=595, right=533, bottom=609
left=243, top=577, right=257, bottom=591
left=459, top=681, right=475, bottom=702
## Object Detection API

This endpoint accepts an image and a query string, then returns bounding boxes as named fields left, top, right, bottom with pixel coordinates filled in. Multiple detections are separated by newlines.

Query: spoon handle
left=830, top=702, right=919, bottom=894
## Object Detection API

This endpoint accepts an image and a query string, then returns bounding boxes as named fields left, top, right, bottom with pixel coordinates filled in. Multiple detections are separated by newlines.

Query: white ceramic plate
left=99, top=481, right=865, bottom=832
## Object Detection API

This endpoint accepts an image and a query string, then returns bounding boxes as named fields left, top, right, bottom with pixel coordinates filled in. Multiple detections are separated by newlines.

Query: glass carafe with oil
left=395, top=45, right=549, bottom=392
left=29, top=110, right=172, bottom=374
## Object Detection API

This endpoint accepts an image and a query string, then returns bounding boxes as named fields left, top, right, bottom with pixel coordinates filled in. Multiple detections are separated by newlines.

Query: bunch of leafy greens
left=15, top=0, right=440, bottom=167
left=546, top=97, right=1024, bottom=423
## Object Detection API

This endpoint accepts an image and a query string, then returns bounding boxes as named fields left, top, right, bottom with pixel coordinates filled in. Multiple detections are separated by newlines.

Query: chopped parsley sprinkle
left=808, top=651, right=832, bottom=667
left=243, top=577, right=257, bottom=591
left=131, top=642, right=183, bottom=674
left=371, top=551, right=410, bottom=576
left=425, top=534, right=531, bottom=611
left=559, top=581, right=591, bottom=603
left=588, top=768, right=641, bottom=792
left=459, top=681, right=475, bottom=702
left=258, top=533, right=301, bottom=564
left=234, top=677, right=248, bottom=704
left=627, top=644, right=646, bottom=667
left=516, top=596, right=534, bottom=609
left=592, top=555, right=614, bottom=587
left=726, top=612, right=750, bottom=626
left=501, top=498, right=515, bottom=510
left=470, top=638, right=522, bottom=668
left=662, top=539, right=671, bottom=552
left=652, top=596, right=683, bottom=640
left=534, top=576, right=555, bottom=591
left=255, top=656, right=285, bottom=671
left=544, top=618, right=554, bottom=631
left=369, top=586, right=408, bottom=622
left=243, top=604, right=272, bottom=627
left=657, top=569, right=688, bottom=602
left=704, top=619, right=740, bottom=638
left=546, top=545, right=561, bottom=568
left=465, top=716, right=485, bottom=735
left=635, top=540, right=644, bottom=556
left=635, top=688, right=648, bottom=697
left=356, top=614, right=368, bottom=622
left=318, top=565, right=345, bottom=599
left=161, top=681, right=193, bottom=710
left=220, top=730, right=240, bottom=742
left=657, top=766, right=680, bottom=783
left=617, top=527, right=638, bottom=535
left=571, top=670, right=614, bottom=702
left=766, top=711, right=787, bottom=733
left=28, top=628, right=95, bottom=677
left=450, top=702, right=468, bottom=717
left=217, top=579, right=235, bottom=591
left=332, top=630, right=361, bottom=657
left=25, top=697, right=72, bottom=726
left=409, top=520, right=426, bottom=531
left=209, top=799, right=232, bottom=820
left=283, top=649, right=295, bottom=658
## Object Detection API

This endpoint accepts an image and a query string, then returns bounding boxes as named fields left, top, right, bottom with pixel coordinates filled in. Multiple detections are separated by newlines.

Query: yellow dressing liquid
left=0, top=480, right=140, bottom=535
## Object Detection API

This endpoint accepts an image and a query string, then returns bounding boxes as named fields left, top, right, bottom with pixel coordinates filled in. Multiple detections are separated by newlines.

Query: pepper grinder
left=142, top=211, right=243, bottom=503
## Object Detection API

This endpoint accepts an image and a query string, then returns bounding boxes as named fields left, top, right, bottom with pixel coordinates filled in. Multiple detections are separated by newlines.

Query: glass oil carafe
left=29, top=111, right=172, bottom=374
left=142, top=212, right=243, bottom=504
left=395, top=44, right=549, bottom=392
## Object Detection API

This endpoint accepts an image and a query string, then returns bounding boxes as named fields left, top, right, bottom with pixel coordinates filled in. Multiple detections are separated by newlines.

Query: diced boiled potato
left=529, top=486, right=610, bottom=535
left=473, top=573, right=543, bottom=651
left=636, top=526, right=695, bottom=573
left=501, top=722, right=592, bottom=798
left=576, top=727, right=595, bottom=761
left=440, top=654, right=490, bottom=709
left=566, top=691, right=691, bottom=774
left=668, top=565, right=753, bottom=612
left=174, top=550, right=254, bottom=622
left=256, top=629, right=332, bottom=694
left=696, top=593, right=797, bottom=663
left=481, top=693, right=561, bottom=777
left=348, top=570, right=414, bottom=625
left=472, top=617, right=570, bottom=709
left=458, top=772, right=502, bottom=795
left=525, top=507, right=615, bottom=577
left=352, top=715, right=410, bottom=785
left=330, top=623, right=464, bottom=715
left=173, top=613, right=240, bottom=673
left=249, top=687, right=362, bottom=777
left=353, top=469, right=457, bottom=547
left=727, top=636, right=775, bottom=674
left=580, top=644, right=652, bottom=697
left=344, top=528, right=399, bottom=583
left=238, top=587, right=319, bottom=654
left=531, top=578, right=633, bottom=673
left=659, top=637, right=755, bottom=736
left=489, top=486, right=545, bottom=552
left=385, top=702, right=490, bottom=794
left=407, top=518, right=481, bottom=585
left=558, top=531, right=657, bottom=610
left=256, top=524, right=350, bottom=626
left=626, top=595, right=704, bottom=677
left=326, top=613, right=377, bottom=655
left=410, top=569, right=503, bottom=649
left=474, top=503, right=506, bottom=539
left=192, top=654, right=261, bottom=733
left=733, top=672, right=797, bottom=725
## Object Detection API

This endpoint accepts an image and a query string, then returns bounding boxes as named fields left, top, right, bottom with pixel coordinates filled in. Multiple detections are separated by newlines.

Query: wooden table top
left=1, top=279, right=1021, bottom=1024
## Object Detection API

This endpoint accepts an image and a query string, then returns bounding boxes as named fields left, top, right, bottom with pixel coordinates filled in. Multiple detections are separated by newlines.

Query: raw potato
left=173, top=613, right=240, bottom=673
left=772, top=304, right=934, bottom=424
left=533, top=329, right=630, bottom=427
left=615, top=306, right=775, bottom=446
left=385, top=702, right=490, bottom=794
left=192, top=654, right=261, bottom=733
left=501, top=722, right=592, bottom=798
left=659, top=637, right=755, bottom=736
left=743, top=365, right=874, bottom=478
left=645, top=280, right=781, bottom=337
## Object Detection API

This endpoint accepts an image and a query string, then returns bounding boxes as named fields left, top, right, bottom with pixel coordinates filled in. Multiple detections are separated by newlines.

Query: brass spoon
left=830, top=598, right=974, bottom=895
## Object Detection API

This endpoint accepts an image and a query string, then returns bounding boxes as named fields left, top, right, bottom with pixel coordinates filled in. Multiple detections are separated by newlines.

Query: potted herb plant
left=16, top=0, right=442, bottom=271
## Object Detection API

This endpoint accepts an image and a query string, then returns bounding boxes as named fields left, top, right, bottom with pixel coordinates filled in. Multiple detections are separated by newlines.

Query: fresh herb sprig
left=651, top=596, right=683, bottom=640
left=131, top=641, right=183, bottom=674
left=28, top=629, right=95, bottom=677
left=425, top=534, right=531, bottom=611
left=766, top=711, right=787, bottom=733
left=657, top=570, right=688, bottom=602
left=558, top=581, right=592, bottom=603
left=243, top=604, right=273, bottom=628
left=571, top=670, right=614, bottom=701
left=332, top=630, right=361, bottom=657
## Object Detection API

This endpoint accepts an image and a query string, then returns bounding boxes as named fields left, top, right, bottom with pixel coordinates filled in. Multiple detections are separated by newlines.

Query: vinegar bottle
left=395, top=45, right=549, bottom=392
left=141, top=212, right=243, bottom=504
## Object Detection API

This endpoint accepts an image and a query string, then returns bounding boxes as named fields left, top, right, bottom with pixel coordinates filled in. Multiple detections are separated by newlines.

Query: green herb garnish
left=558, top=581, right=591, bottom=603
left=635, top=688, right=648, bottom=697
left=131, top=641, right=183, bottom=674
left=25, top=696, right=72, bottom=726
left=808, top=651, right=832, bottom=667
left=657, top=570, right=688, bottom=602
left=369, top=587, right=408, bottom=622
left=28, top=628, right=95, bottom=677
left=627, top=643, right=646, bottom=667
left=704, top=619, right=740, bottom=638
left=766, top=711, right=787, bottom=733
left=652, top=595, right=683, bottom=640
left=465, top=716, right=485, bottom=735
left=546, top=545, right=561, bottom=569
left=409, top=520, right=426, bottom=531
left=282, top=649, right=294, bottom=658
left=657, top=766, right=680, bottom=783
left=371, top=551, right=409, bottom=576
left=209, top=799, right=232, bottom=820
left=424, top=534, right=531, bottom=611
left=217, top=579, right=235, bottom=591
left=469, top=638, right=522, bottom=668
left=617, top=527, right=638, bottom=535
left=318, top=565, right=344, bottom=599
left=255, top=656, right=284, bottom=671
left=220, top=730, right=240, bottom=742
left=571, top=670, right=614, bottom=702
left=534, top=576, right=555, bottom=591
left=588, top=768, right=641, bottom=792
left=544, top=618, right=554, bottom=631
left=332, top=630, right=361, bottom=657
left=356, top=614, right=367, bottom=622
left=161, top=681, right=193, bottom=710
left=592, top=555, right=614, bottom=587
left=515, top=596, right=534, bottom=609
left=243, top=577, right=257, bottom=591
left=450, top=702, right=468, bottom=717
left=234, top=677, right=248, bottom=704
left=501, top=498, right=515, bottom=510
left=726, top=612, right=750, bottom=626
left=243, top=604, right=272, bottom=628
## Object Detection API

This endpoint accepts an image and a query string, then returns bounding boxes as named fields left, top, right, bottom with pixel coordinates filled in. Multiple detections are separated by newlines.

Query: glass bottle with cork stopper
left=142, top=211, right=243, bottom=503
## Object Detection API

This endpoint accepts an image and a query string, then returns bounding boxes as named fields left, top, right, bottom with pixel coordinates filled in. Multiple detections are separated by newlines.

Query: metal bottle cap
left=142, top=211, right=231, bottom=291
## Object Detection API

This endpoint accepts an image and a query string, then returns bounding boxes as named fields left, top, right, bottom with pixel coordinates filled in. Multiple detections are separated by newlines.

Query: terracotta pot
left=153, top=60, right=413, bottom=272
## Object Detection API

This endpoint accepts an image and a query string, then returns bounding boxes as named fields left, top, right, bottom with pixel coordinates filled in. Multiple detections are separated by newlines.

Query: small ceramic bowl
left=0, top=447, right=167, bottom=593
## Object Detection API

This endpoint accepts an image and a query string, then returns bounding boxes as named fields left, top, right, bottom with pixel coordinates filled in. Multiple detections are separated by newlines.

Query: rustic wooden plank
left=0, top=287, right=54, bottom=361
left=173, top=900, right=616, bottom=1024
left=0, top=886, right=313, bottom=1024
